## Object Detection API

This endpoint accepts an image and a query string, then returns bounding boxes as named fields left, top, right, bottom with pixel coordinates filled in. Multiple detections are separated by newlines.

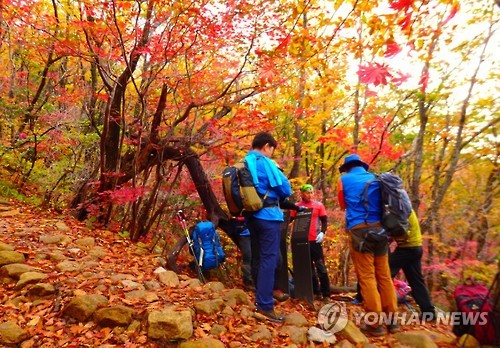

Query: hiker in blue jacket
left=245, top=131, right=293, bottom=323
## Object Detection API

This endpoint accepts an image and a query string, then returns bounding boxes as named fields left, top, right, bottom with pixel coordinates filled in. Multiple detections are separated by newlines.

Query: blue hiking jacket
left=245, top=150, right=292, bottom=222
left=339, top=167, right=382, bottom=230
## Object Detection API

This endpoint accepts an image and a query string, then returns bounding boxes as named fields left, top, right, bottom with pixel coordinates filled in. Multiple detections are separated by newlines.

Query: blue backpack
left=363, top=172, right=412, bottom=240
left=192, top=221, right=226, bottom=271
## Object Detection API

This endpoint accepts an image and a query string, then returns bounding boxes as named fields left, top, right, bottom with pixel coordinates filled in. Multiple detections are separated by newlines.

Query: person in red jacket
left=290, top=184, right=331, bottom=299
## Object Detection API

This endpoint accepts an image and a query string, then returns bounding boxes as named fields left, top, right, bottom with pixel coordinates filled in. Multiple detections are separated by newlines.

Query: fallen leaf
left=73, top=289, right=87, bottom=296
left=27, top=316, right=41, bottom=326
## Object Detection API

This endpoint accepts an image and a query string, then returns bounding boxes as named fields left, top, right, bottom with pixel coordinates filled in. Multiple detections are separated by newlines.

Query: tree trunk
left=475, top=161, right=499, bottom=256
left=182, top=149, right=233, bottom=241
left=289, top=12, right=308, bottom=180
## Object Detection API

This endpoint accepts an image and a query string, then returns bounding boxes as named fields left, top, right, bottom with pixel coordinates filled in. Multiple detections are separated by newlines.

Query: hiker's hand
left=316, top=232, right=324, bottom=243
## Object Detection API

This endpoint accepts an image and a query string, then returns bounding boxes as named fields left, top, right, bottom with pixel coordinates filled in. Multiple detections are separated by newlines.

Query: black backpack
left=222, top=160, right=268, bottom=216
left=363, top=172, right=412, bottom=239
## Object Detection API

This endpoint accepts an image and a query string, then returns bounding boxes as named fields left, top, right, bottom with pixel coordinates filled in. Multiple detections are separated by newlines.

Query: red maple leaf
left=276, top=35, right=291, bottom=52
left=390, top=0, right=414, bottom=12
left=398, top=13, right=413, bottom=31
left=357, top=63, right=392, bottom=86
left=385, top=42, right=402, bottom=58
left=391, top=72, right=411, bottom=86
left=258, top=60, right=276, bottom=85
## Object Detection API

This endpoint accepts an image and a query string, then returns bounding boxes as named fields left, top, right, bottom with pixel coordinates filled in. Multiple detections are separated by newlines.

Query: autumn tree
left=0, top=0, right=497, bottom=291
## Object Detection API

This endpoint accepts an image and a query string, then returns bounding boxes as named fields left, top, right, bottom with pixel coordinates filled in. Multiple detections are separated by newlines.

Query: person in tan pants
left=337, top=154, right=399, bottom=336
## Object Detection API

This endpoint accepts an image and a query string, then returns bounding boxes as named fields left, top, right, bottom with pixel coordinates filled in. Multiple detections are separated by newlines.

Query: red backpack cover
left=452, top=282, right=498, bottom=345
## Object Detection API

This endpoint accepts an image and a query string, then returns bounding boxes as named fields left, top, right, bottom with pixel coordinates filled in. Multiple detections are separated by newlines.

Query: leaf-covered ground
left=0, top=198, right=461, bottom=347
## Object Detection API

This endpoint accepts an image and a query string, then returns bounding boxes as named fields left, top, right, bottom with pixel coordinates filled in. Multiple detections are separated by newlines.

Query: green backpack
left=222, top=161, right=269, bottom=216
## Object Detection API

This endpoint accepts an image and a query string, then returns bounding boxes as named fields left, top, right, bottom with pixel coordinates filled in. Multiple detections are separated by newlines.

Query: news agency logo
left=352, top=311, right=490, bottom=327
left=318, top=303, right=349, bottom=333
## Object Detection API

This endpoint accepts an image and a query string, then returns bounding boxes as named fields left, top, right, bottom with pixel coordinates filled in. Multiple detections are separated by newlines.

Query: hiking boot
left=273, top=290, right=290, bottom=302
left=387, top=323, right=401, bottom=334
left=254, top=308, right=285, bottom=323
left=360, top=323, right=387, bottom=337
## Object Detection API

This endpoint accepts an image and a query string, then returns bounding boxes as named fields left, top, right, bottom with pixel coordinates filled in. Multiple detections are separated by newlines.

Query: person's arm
left=274, top=170, right=292, bottom=198
left=318, top=202, right=328, bottom=233
left=281, top=199, right=305, bottom=223
left=315, top=203, right=328, bottom=243
left=337, top=178, right=346, bottom=210
left=280, top=198, right=301, bottom=211
left=319, top=216, right=327, bottom=232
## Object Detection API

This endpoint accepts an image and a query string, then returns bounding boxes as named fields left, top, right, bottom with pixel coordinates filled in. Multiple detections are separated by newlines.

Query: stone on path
left=285, top=311, right=309, bottom=327
left=28, top=283, right=56, bottom=297
left=0, top=263, right=35, bottom=279
left=194, top=298, right=225, bottom=316
left=63, top=294, right=109, bottom=322
left=15, top=271, right=48, bottom=290
left=147, top=307, right=193, bottom=340
left=0, top=321, right=29, bottom=345
left=93, top=305, right=136, bottom=328
left=394, top=331, right=439, bottom=348
left=307, top=326, right=337, bottom=344
left=179, top=337, right=226, bottom=348
left=338, top=320, right=368, bottom=344
left=158, top=270, right=180, bottom=287
left=0, top=241, right=15, bottom=251
left=0, top=250, right=25, bottom=266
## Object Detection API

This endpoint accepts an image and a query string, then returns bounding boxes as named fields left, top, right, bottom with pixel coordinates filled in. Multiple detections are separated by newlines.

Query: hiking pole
left=176, top=210, right=206, bottom=284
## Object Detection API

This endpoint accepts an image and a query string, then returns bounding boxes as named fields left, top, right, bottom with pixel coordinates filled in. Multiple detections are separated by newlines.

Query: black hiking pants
left=309, top=241, right=331, bottom=297
left=389, top=246, right=435, bottom=319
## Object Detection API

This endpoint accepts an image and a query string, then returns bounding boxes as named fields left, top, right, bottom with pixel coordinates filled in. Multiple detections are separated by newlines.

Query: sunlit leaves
left=357, top=63, right=392, bottom=86
left=385, top=41, right=402, bottom=58
left=258, top=60, right=278, bottom=86
left=390, top=0, right=414, bottom=12
left=391, top=71, right=411, bottom=86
